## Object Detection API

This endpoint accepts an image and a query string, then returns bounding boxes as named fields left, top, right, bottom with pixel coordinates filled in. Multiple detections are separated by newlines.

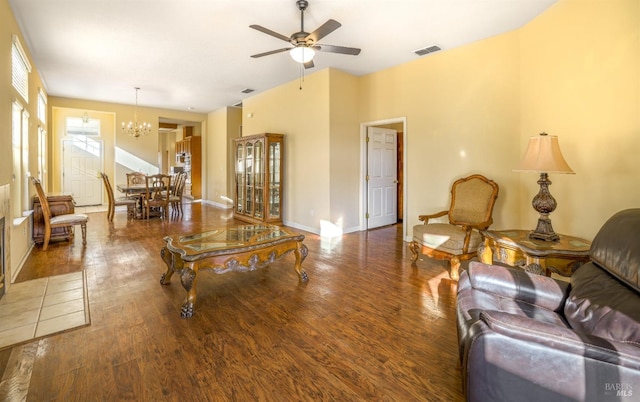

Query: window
left=11, top=101, right=31, bottom=218
left=37, top=89, right=48, bottom=187
left=66, top=116, right=100, bottom=136
left=37, top=88, right=47, bottom=124
left=11, top=102, right=23, bottom=218
left=38, top=126, right=48, bottom=186
left=21, top=109, right=30, bottom=211
left=12, top=35, right=31, bottom=103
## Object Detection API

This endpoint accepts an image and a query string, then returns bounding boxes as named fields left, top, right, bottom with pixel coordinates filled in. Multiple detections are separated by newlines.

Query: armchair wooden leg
left=409, top=241, right=420, bottom=263
left=81, top=223, right=87, bottom=245
left=43, top=230, right=51, bottom=251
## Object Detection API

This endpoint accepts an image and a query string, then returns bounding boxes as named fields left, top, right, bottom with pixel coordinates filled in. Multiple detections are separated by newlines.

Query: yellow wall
left=242, top=70, right=332, bottom=230
left=242, top=0, right=639, bottom=240
left=328, top=69, right=362, bottom=231
left=519, top=0, right=640, bottom=238
left=360, top=30, right=522, bottom=239
left=2, top=0, right=48, bottom=283
left=49, top=97, right=207, bottom=188
left=205, top=106, right=241, bottom=208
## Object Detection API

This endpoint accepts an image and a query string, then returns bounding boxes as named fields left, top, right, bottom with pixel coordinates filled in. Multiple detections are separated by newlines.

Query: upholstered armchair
left=31, top=177, right=88, bottom=251
left=410, top=174, right=499, bottom=280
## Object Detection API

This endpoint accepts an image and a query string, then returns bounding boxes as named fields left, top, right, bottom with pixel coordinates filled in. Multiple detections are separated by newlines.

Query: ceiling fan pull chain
left=299, top=64, right=304, bottom=90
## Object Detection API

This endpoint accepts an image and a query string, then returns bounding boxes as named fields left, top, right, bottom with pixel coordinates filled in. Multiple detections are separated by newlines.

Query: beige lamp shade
left=514, top=133, right=575, bottom=174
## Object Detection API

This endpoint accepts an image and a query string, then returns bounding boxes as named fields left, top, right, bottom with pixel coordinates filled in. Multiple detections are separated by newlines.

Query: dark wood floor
left=1, top=202, right=465, bottom=401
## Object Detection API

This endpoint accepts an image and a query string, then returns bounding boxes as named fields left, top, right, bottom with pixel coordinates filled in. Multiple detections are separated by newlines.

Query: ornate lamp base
left=529, top=173, right=561, bottom=242
left=530, top=214, right=560, bottom=241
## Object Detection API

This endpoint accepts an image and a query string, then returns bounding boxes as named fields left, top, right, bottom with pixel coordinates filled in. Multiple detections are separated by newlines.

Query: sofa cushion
left=564, top=262, right=640, bottom=344
left=412, top=223, right=482, bottom=255
left=590, top=208, right=640, bottom=292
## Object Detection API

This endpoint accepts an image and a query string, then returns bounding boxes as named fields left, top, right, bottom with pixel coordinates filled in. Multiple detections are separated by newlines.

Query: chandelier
left=122, top=87, right=151, bottom=138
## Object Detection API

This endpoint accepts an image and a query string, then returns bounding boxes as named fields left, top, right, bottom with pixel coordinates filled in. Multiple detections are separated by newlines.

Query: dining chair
left=30, top=177, right=89, bottom=251
left=126, top=172, right=147, bottom=198
left=409, top=174, right=499, bottom=280
left=169, top=172, right=187, bottom=216
left=143, top=174, right=172, bottom=220
left=100, top=172, right=137, bottom=221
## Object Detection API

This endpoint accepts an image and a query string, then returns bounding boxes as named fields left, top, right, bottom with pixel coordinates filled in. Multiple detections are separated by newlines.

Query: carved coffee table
left=160, top=225, right=309, bottom=318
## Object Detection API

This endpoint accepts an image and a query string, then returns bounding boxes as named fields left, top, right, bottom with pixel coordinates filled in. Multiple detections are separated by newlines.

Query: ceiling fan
left=250, top=0, right=361, bottom=69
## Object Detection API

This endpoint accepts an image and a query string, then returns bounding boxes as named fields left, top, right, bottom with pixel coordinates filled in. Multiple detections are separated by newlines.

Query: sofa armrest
left=478, top=310, right=640, bottom=370
left=467, top=261, right=569, bottom=312
left=463, top=310, right=640, bottom=401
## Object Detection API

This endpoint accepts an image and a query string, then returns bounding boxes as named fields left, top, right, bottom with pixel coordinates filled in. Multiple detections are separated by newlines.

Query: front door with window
left=62, top=138, right=103, bottom=206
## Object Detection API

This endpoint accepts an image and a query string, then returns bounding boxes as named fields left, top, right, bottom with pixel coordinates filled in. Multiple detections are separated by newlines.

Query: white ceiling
left=9, top=0, right=557, bottom=113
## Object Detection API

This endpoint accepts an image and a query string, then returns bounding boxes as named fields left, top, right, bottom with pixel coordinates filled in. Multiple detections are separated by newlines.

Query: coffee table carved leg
left=295, top=242, right=309, bottom=283
left=179, top=262, right=198, bottom=318
left=160, top=246, right=178, bottom=285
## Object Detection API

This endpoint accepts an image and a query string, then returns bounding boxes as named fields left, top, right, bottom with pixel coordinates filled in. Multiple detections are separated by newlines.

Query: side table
left=479, top=230, right=591, bottom=277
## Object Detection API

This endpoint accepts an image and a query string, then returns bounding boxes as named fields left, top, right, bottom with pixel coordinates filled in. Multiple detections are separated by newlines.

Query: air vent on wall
left=241, top=88, right=255, bottom=94
left=414, top=45, right=441, bottom=56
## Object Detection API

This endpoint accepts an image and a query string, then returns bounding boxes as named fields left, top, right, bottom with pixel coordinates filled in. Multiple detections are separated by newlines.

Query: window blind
left=12, top=35, right=31, bottom=103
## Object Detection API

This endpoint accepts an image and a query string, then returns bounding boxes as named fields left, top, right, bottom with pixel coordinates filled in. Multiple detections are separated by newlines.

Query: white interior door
left=367, top=127, right=397, bottom=228
left=62, top=137, right=103, bottom=206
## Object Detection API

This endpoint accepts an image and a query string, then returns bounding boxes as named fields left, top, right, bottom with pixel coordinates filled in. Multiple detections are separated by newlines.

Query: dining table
left=116, top=183, right=148, bottom=196
left=116, top=183, right=147, bottom=219
left=116, top=181, right=175, bottom=219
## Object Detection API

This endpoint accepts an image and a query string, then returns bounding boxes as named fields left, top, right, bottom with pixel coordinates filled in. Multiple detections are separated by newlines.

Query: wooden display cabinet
left=32, top=194, right=75, bottom=244
left=234, top=133, right=284, bottom=225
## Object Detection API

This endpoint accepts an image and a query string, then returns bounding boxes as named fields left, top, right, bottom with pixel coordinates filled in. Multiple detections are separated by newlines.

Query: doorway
left=361, top=118, right=407, bottom=237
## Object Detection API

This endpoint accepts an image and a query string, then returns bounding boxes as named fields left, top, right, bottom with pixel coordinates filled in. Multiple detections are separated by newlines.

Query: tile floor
left=0, top=271, right=89, bottom=349
left=75, top=204, right=108, bottom=214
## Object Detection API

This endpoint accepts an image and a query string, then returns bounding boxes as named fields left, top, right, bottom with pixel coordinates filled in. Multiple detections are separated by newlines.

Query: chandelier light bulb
left=122, top=87, right=152, bottom=138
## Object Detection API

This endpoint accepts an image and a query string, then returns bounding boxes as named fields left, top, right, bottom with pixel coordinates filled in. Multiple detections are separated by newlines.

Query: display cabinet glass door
left=235, top=143, right=244, bottom=213
left=245, top=142, right=254, bottom=216
left=254, top=140, right=264, bottom=219
left=268, top=141, right=281, bottom=219
left=233, top=133, right=283, bottom=225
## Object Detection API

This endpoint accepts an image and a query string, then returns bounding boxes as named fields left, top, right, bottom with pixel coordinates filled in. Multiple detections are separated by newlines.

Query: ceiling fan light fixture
left=290, top=46, right=315, bottom=63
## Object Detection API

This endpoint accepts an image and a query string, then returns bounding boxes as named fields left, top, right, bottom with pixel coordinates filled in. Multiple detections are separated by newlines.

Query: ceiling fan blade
left=306, top=19, right=341, bottom=43
left=249, top=25, right=291, bottom=42
left=316, top=44, right=361, bottom=56
left=251, top=48, right=292, bottom=58
left=304, top=60, right=314, bottom=69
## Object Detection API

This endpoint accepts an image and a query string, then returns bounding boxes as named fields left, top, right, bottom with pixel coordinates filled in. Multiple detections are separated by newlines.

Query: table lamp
left=514, top=132, right=575, bottom=241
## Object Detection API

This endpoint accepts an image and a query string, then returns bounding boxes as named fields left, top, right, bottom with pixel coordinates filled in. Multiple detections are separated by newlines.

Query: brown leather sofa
left=456, top=209, right=640, bottom=402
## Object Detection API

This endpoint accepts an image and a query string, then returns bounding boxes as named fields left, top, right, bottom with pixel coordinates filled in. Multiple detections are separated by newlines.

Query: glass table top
left=165, top=225, right=301, bottom=255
